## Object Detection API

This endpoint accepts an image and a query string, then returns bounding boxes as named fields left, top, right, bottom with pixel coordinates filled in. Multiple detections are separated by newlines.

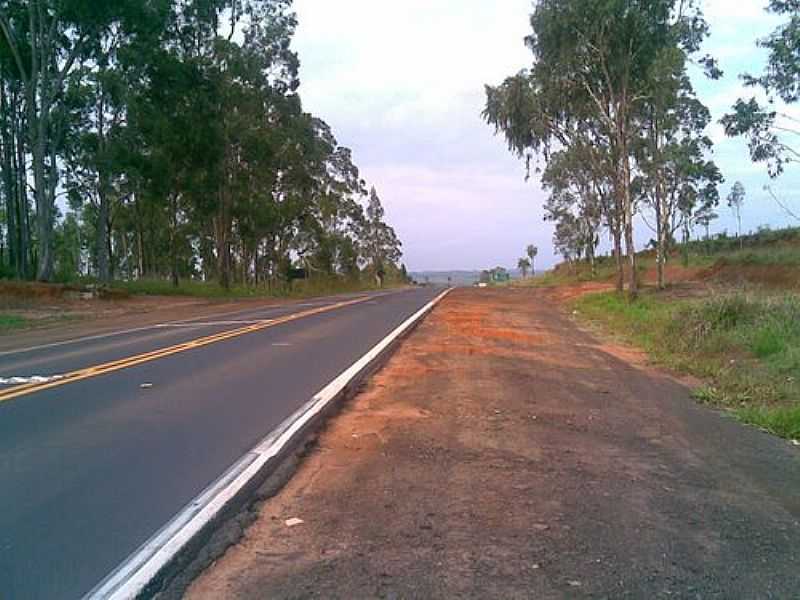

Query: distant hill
left=410, top=269, right=530, bottom=286
left=409, top=271, right=481, bottom=286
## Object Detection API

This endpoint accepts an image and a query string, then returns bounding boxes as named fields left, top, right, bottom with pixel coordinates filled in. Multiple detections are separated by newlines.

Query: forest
left=0, top=0, right=405, bottom=290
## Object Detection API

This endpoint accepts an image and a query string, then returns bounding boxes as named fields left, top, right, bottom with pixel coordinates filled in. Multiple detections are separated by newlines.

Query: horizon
left=293, top=0, right=800, bottom=272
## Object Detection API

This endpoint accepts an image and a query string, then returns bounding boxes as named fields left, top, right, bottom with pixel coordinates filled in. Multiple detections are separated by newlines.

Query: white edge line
left=86, top=287, right=452, bottom=600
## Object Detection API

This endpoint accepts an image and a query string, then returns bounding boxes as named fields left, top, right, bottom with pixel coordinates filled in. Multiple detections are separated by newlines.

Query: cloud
left=292, top=1, right=800, bottom=270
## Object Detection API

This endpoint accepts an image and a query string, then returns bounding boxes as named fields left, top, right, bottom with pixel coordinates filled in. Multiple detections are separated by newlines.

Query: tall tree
left=0, top=0, right=405, bottom=289
left=727, top=181, right=746, bottom=249
left=517, top=256, right=531, bottom=278
left=526, top=244, right=538, bottom=276
left=485, top=0, right=718, bottom=297
left=363, top=187, right=401, bottom=287
left=722, top=1, right=800, bottom=178
left=637, top=70, right=722, bottom=288
left=0, top=0, right=137, bottom=280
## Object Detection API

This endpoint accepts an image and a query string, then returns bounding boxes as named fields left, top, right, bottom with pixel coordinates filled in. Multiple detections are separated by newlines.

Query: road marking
left=86, top=288, right=451, bottom=600
left=0, top=296, right=373, bottom=405
left=0, top=291, right=400, bottom=358
left=155, top=320, right=271, bottom=328
left=0, top=324, right=165, bottom=358
left=0, top=375, right=65, bottom=385
left=271, top=342, right=292, bottom=347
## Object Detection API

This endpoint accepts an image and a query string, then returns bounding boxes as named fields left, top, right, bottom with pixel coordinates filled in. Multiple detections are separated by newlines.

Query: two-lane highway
left=0, top=286, right=442, bottom=599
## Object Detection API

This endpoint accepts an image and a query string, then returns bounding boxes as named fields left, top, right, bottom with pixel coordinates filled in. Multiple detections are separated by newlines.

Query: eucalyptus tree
left=727, top=181, right=746, bottom=249
left=363, top=187, right=401, bottom=287
left=695, top=206, right=718, bottom=241
left=525, top=243, right=538, bottom=276
left=517, top=257, right=531, bottom=278
left=0, top=0, right=405, bottom=289
left=0, top=48, right=30, bottom=278
left=541, top=147, right=603, bottom=277
left=0, top=0, right=145, bottom=280
left=551, top=211, right=585, bottom=266
left=485, top=0, right=718, bottom=297
left=637, top=69, right=722, bottom=288
left=722, top=0, right=800, bottom=178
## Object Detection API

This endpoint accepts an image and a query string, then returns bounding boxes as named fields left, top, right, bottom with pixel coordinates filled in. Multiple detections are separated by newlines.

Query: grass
left=512, top=256, right=634, bottom=288
left=574, top=290, right=800, bottom=440
left=0, top=314, right=26, bottom=331
left=112, top=277, right=396, bottom=299
left=715, top=245, right=800, bottom=267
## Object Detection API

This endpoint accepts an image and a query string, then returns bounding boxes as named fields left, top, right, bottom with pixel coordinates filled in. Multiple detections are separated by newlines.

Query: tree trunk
left=682, top=221, right=690, bottom=267
left=654, top=184, right=665, bottom=290
left=620, top=146, right=637, bottom=299
left=30, top=107, right=54, bottom=281
left=169, top=194, right=179, bottom=287
left=214, top=179, right=232, bottom=289
left=96, top=182, right=111, bottom=283
left=14, top=103, right=29, bottom=278
left=587, top=237, right=596, bottom=278
left=738, top=214, right=743, bottom=250
left=214, top=217, right=231, bottom=290
left=1, top=82, right=18, bottom=277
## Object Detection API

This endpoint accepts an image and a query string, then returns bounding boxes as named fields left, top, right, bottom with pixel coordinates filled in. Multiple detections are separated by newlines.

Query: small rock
left=285, top=518, right=304, bottom=528
left=532, top=563, right=541, bottom=570
left=568, top=580, right=582, bottom=587
left=532, top=523, right=550, bottom=531
left=791, top=440, right=799, bottom=447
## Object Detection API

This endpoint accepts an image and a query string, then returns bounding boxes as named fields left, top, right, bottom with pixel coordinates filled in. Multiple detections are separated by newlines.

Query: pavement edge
left=85, top=287, right=453, bottom=600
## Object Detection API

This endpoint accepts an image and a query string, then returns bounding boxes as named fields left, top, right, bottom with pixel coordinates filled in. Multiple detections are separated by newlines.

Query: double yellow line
left=0, top=296, right=371, bottom=404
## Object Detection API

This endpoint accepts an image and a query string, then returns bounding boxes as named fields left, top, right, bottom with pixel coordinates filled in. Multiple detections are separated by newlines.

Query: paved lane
left=0, top=287, right=441, bottom=599
left=0, top=290, right=400, bottom=378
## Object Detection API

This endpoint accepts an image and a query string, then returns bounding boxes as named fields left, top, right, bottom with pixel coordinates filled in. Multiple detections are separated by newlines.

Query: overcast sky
left=292, top=1, right=799, bottom=271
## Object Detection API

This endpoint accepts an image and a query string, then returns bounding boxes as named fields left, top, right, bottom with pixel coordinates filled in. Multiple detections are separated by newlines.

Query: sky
left=292, top=0, right=800, bottom=272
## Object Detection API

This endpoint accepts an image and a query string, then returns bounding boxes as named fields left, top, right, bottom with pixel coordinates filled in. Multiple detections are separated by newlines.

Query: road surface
left=0, top=286, right=441, bottom=599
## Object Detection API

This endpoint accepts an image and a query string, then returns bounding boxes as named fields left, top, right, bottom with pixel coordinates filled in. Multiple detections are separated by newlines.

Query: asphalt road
left=0, top=286, right=442, bottom=599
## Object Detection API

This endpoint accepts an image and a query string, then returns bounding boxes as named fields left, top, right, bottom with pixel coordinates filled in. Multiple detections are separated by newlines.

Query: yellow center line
left=0, top=296, right=372, bottom=404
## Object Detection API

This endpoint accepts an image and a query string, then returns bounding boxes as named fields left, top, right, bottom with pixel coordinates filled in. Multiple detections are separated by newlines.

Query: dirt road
left=186, top=288, right=800, bottom=599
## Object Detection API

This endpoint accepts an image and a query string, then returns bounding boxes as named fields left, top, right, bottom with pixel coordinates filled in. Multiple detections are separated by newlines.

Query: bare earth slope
left=186, top=288, right=800, bottom=599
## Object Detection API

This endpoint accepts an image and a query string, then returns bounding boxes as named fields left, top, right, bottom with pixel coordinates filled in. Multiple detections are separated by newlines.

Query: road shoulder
left=186, top=288, right=800, bottom=599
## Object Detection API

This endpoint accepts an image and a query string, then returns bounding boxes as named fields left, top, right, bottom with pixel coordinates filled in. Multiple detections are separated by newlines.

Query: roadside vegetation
left=575, top=288, right=800, bottom=439
left=111, top=276, right=400, bottom=299
left=0, top=313, right=25, bottom=331
left=485, top=1, right=800, bottom=440
left=0, top=0, right=408, bottom=298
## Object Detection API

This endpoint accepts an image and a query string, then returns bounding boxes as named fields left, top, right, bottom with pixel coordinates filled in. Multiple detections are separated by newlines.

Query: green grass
left=574, top=290, right=800, bottom=440
left=537, top=225, right=799, bottom=290
left=715, top=246, right=800, bottom=267
left=737, top=405, right=800, bottom=439
left=0, top=314, right=26, bottom=331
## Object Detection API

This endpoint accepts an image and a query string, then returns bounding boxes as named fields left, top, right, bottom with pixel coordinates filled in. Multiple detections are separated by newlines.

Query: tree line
left=0, top=0, right=404, bottom=289
left=484, top=0, right=798, bottom=296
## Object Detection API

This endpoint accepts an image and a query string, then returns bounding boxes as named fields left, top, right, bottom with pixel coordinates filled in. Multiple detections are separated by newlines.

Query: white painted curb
left=86, top=287, right=452, bottom=599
